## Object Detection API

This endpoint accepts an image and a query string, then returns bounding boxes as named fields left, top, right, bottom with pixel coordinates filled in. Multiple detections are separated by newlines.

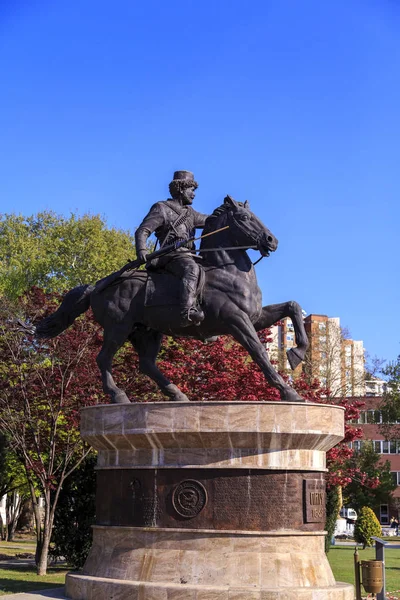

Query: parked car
left=340, top=507, right=358, bottom=522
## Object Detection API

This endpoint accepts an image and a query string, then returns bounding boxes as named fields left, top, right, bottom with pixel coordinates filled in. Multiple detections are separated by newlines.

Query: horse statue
left=36, top=196, right=309, bottom=404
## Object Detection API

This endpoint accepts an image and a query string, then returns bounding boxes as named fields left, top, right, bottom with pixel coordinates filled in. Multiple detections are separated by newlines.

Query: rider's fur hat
left=171, top=171, right=198, bottom=187
left=169, top=171, right=198, bottom=197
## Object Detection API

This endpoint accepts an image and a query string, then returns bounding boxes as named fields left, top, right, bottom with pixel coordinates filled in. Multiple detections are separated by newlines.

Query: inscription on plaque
left=172, top=480, right=207, bottom=518
left=304, top=479, right=326, bottom=523
left=142, top=496, right=161, bottom=526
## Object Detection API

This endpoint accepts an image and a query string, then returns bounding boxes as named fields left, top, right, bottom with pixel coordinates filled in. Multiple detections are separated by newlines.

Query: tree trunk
left=7, top=492, right=22, bottom=542
left=27, top=481, right=43, bottom=567
left=0, top=513, right=6, bottom=541
left=37, top=526, right=51, bottom=576
left=36, top=492, right=54, bottom=576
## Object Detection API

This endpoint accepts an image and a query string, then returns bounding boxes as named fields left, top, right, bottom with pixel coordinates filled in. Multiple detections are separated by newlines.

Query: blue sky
left=0, top=0, right=399, bottom=365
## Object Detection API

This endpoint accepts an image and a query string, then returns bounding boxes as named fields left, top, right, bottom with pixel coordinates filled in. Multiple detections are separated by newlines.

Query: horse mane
left=203, top=201, right=245, bottom=236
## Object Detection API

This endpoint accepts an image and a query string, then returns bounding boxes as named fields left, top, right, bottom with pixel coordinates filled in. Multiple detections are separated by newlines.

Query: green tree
left=0, top=211, right=136, bottom=298
left=379, top=355, right=400, bottom=440
left=325, top=485, right=341, bottom=552
left=354, top=506, right=382, bottom=549
left=51, top=453, right=96, bottom=569
left=343, top=442, right=396, bottom=513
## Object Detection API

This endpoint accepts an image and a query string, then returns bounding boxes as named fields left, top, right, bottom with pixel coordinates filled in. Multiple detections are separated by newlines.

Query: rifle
left=95, top=225, right=230, bottom=294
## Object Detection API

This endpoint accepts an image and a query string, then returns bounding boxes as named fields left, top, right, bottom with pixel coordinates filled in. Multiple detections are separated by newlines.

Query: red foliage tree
left=0, top=288, right=102, bottom=574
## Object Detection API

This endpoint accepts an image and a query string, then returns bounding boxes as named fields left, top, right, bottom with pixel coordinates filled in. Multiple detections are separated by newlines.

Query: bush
left=51, top=453, right=96, bottom=569
left=354, top=506, right=381, bottom=549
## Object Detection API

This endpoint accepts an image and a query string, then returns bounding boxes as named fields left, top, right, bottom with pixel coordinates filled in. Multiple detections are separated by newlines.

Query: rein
left=197, top=245, right=257, bottom=252
left=197, top=245, right=266, bottom=266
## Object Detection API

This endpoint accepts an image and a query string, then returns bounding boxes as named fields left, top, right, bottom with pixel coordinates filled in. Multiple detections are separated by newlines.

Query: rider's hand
left=138, top=250, right=149, bottom=263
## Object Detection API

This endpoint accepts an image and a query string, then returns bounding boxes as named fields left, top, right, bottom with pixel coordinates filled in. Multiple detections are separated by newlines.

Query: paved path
left=0, top=589, right=66, bottom=599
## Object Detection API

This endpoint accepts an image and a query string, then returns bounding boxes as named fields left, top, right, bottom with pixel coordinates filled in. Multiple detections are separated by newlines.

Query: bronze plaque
left=172, top=479, right=207, bottom=518
left=96, top=469, right=326, bottom=531
left=304, top=479, right=326, bottom=523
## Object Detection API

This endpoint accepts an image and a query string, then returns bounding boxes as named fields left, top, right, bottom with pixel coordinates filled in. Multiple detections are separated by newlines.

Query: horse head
left=203, top=196, right=278, bottom=257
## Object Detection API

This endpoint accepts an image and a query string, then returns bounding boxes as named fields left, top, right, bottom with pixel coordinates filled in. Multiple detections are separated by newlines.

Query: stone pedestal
left=66, top=402, right=354, bottom=600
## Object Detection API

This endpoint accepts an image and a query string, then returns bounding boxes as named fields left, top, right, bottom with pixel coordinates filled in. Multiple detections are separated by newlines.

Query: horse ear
left=224, top=195, right=237, bottom=208
left=244, top=200, right=249, bottom=208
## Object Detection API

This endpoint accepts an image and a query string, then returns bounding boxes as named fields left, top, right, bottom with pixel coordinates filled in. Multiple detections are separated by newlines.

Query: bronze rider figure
left=135, top=170, right=209, bottom=327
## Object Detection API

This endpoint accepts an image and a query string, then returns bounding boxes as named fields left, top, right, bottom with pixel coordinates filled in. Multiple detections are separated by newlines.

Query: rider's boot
left=180, top=306, right=205, bottom=327
left=180, top=279, right=204, bottom=327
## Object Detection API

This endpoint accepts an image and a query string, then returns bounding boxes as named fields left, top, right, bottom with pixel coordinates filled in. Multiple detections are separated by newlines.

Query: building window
left=391, top=472, right=400, bottom=486
left=286, top=334, right=294, bottom=341
left=319, top=336, right=326, bottom=344
left=367, top=410, right=381, bottom=424
left=380, top=504, right=389, bottom=525
left=351, top=441, right=362, bottom=451
left=319, top=322, right=326, bottom=330
left=374, top=411, right=382, bottom=424
left=360, top=410, right=382, bottom=424
left=373, top=440, right=399, bottom=454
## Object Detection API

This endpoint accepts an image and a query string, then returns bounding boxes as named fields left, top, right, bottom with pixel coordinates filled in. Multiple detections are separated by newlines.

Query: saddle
left=144, top=264, right=205, bottom=308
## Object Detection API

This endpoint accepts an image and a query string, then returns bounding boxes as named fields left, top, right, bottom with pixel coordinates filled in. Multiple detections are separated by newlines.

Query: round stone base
left=65, top=526, right=354, bottom=600
left=66, top=573, right=354, bottom=600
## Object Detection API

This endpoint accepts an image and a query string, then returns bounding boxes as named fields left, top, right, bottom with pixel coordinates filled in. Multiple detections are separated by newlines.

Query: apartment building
left=267, top=314, right=365, bottom=397
left=365, top=378, right=387, bottom=397
left=266, top=316, right=297, bottom=370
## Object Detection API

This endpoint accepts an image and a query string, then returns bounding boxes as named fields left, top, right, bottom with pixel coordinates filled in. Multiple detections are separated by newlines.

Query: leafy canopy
left=343, top=441, right=396, bottom=513
left=379, top=355, right=400, bottom=440
left=0, top=211, right=135, bottom=298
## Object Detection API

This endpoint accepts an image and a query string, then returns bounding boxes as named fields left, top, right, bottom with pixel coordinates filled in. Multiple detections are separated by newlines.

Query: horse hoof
left=111, top=392, right=131, bottom=404
left=163, top=384, right=189, bottom=402
left=286, top=348, right=303, bottom=370
left=171, top=394, right=190, bottom=402
left=281, top=388, right=305, bottom=403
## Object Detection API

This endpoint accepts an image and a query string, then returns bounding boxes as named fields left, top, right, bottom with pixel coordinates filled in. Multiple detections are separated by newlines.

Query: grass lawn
left=328, top=545, right=400, bottom=594
left=0, top=565, right=67, bottom=596
left=0, top=540, right=67, bottom=596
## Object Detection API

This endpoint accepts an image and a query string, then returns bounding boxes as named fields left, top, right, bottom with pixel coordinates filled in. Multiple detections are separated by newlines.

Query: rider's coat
left=135, top=199, right=209, bottom=321
left=135, top=200, right=208, bottom=255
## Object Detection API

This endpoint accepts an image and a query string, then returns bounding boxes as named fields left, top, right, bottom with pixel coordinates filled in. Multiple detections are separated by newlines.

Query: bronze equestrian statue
left=36, top=172, right=309, bottom=404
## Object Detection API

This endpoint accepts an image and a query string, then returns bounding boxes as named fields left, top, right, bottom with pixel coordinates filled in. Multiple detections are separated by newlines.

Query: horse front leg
left=129, top=327, right=189, bottom=402
left=96, top=332, right=130, bottom=404
left=253, top=300, right=309, bottom=370
left=228, top=313, right=305, bottom=402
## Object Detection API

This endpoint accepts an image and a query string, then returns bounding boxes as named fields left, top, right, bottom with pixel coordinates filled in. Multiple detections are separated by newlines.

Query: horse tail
left=35, top=284, right=95, bottom=339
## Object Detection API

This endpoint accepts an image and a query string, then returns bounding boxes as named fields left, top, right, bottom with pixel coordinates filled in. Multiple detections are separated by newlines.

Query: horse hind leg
left=254, top=300, right=309, bottom=370
left=96, top=330, right=130, bottom=404
left=129, top=327, right=189, bottom=402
